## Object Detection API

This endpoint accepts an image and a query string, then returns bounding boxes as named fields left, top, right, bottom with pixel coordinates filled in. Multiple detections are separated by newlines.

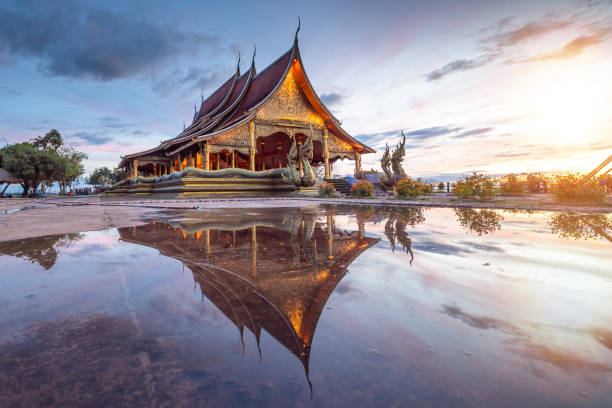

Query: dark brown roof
left=0, top=168, right=18, bottom=183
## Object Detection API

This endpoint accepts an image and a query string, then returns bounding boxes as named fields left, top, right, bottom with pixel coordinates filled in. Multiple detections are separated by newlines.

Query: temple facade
left=111, top=30, right=373, bottom=196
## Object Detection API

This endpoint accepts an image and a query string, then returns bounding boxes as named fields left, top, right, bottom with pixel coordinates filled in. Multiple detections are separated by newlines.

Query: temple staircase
left=325, top=178, right=351, bottom=195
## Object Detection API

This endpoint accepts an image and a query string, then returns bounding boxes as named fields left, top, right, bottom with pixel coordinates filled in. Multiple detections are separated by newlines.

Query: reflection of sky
left=0, top=207, right=611, bottom=406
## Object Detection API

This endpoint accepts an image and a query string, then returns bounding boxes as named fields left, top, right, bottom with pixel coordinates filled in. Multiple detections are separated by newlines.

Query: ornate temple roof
left=120, top=31, right=374, bottom=164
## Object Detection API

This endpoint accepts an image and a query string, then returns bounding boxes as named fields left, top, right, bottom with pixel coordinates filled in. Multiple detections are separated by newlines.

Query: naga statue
left=391, top=131, right=407, bottom=178
left=283, top=125, right=316, bottom=187
left=380, top=143, right=393, bottom=182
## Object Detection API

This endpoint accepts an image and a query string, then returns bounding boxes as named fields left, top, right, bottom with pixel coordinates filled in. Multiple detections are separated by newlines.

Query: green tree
left=31, top=129, right=63, bottom=152
left=0, top=143, right=64, bottom=196
left=57, top=146, right=87, bottom=195
left=88, top=167, right=113, bottom=187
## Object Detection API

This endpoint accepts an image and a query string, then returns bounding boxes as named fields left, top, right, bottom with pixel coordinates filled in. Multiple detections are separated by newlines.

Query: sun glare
left=532, top=65, right=608, bottom=146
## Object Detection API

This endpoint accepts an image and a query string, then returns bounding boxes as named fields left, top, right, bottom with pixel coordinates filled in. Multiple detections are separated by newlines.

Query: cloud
left=511, top=34, right=604, bottom=63
left=153, top=67, right=228, bottom=97
left=69, top=132, right=113, bottom=145
left=98, top=117, right=134, bottom=129
left=320, top=92, right=343, bottom=106
left=425, top=55, right=495, bottom=81
left=481, top=20, right=572, bottom=49
left=452, top=127, right=493, bottom=139
left=404, top=126, right=463, bottom=140
left=0, top=86, right=21, bottom=96
left=0, top=5, right=220, bottom=81
left=424, top=13, right=593, bottom=82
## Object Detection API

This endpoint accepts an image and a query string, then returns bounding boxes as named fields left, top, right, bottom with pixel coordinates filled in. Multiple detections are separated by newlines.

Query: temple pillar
left=204, top=229, right=210, bottom=255
left=178, top=154, right=183, bottom=171
left=203, top=144, right=210, bottom=170
left=261, top=140, right=266, bottom=170
left=230, top=149, right=235, bottom=168
left=133, top=159, right=139, bottom=179
left=277, top=141, right=282, bottom=168
left=250, top=226, right=257, bottom=277
left=327, top=214, right=334, bottom=261
left=249, top=122, right=256, bottom=171
left=323, top=128, right=330, bottom=179
left=216, top=153, right=220, bottom=170
left=355, top=150, right=362, bottom=178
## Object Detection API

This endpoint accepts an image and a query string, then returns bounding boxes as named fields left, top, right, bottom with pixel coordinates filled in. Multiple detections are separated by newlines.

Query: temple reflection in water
left=118, top=210, right=379, bottom=385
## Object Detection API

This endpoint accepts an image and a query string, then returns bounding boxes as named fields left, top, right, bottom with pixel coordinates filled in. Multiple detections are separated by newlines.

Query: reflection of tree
left=0, top=233, right=82, bottom=270
left=454, top=208, right=503, bottom=235
left=549, top=212, right=612, bottom=242
left=383, top=207, right=425, bottom=264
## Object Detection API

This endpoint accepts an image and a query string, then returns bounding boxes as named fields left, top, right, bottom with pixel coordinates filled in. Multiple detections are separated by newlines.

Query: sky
left=0, top=0, right=611, bottom=179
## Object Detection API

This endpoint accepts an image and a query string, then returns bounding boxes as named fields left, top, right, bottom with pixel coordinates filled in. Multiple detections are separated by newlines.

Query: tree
left=57, top=146, right=87, bottom=195
left=31, top=129, right=63, bottom=152
left=88, top=167, right=113, bottom=187
left=0, top=143, right=64, bottom=196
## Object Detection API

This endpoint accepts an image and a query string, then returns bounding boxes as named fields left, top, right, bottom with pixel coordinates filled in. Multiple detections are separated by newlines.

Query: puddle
left=0, top=205, right=610, bottom=407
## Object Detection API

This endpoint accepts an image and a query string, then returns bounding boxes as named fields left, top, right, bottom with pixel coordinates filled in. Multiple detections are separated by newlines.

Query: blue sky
left=1, top=0, right=611, bottom=177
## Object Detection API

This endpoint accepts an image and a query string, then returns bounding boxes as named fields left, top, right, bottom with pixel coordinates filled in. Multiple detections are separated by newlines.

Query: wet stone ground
left=0, top=205, right=611, bottom=407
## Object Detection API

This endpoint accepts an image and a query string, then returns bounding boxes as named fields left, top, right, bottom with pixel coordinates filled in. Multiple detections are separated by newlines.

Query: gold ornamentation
left=255, top=68, right=324, bottom=127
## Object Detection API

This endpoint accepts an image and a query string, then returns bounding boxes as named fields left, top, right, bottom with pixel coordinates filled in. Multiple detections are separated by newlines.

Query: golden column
left=323, top=128, right=330, bottom=179
left=250, top=226, right=257, bottom=277
left=327, top=214, right=334, bottom=261
left=204, top=229, right=211, bottom=255
left=215, top=152, right=220, bottom=170
left=203, top=144, right=210, bottom=170
left=355, top=150, right=362, bottom=176
left=261, top=140, right=266, bottom=170
left=230, top=149, right=235, bottom=168
left=177, top=154, right=183, bottom=171
left=249, top=121, right=256, bottom=171
left=133, top=159, right=139, bottom=179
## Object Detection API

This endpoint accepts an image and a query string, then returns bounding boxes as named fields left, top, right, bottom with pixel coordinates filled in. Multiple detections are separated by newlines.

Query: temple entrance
left=256, top=132, right=292, bottom=171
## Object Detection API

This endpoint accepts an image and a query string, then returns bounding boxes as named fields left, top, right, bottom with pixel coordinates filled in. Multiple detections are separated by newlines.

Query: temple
left=110, top=26, right=374, bottom=196
left=118, top=209, right=379, bottom=386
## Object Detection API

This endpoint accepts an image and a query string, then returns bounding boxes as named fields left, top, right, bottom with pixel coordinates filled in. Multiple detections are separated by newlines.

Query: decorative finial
left=294, top=17, right=301, bottom=43
left=251, top=44, right=256, bottom=66
left=200, top=90, right=204, bottom=102
left=183, top=121, right=186, bottom=130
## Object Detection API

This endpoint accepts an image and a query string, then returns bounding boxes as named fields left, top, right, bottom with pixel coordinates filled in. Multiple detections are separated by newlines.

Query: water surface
left=0, top=205, right=610, bottom=407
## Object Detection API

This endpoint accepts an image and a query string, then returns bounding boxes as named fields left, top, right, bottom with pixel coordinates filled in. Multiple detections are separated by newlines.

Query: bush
left=526, top=173, right=550, bottom=193
left=351, top=180, right=374, bottom=197
left=453, top=173, right=495, bottom=200
left=499, top=173, right=526, bottom=194
left=395, top=178, right=426, bottom=198
left=551, top=174, right=608, bottom=203
left=437, top=182, right=446, bottom=192
left=318, top=182, right=336, bottom=197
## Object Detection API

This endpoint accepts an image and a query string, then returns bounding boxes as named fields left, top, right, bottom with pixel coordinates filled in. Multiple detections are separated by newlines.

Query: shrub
left=526, top=172, right=550, bottom=193
left=394, top=178, right=433, bottom=198
left=437, top=182, right=446, bottom=192
left=499, top=173, right=526, bottom=194
left=395, top=178, right=424, bottom=198
left=599, top=174, right=612, bottom=190
left=453, top=173, right=495, bottom=200
left=318, top=182, right=336, bottom=197
left=351, top=180, right=374, bottom=197
left=550, top=174, right=608, bottom=203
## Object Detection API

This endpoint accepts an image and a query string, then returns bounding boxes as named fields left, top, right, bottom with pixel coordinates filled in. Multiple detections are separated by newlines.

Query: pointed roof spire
left=252, top=44, right=256, bottom=65
left=294, top=16, right=301, bottom=44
